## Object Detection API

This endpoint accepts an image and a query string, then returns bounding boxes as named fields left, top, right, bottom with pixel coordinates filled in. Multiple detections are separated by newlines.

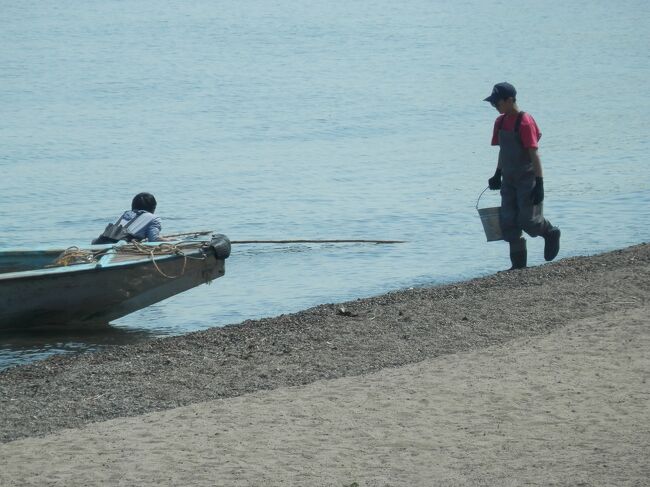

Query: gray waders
left=498, top=112, right=553, bottom=269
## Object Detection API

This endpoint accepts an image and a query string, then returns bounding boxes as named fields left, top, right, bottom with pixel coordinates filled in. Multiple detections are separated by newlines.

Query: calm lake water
left=1, top=0, right=649, bottom=369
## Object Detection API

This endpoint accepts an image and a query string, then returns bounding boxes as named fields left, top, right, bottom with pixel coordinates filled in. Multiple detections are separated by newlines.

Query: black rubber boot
left=509, top=238, right=527, bottom=270
left=544, top=227, right=561, bottom=261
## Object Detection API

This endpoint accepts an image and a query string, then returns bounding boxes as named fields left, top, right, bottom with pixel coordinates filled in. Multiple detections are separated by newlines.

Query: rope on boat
left=50, top=241, right=209, bottom=278
left=50, top=247, right=98, bottom=267
left=118, top=241, right=211, bottom=279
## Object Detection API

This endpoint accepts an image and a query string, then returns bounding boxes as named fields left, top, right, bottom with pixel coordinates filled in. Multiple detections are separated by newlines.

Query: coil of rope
left=117, top=240, right=211, bottom=279
left=50, top=247, right=98, bottom=267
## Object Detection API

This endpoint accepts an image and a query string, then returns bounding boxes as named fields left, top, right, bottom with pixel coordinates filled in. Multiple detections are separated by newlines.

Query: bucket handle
left=475, top=186, right=491, bottom=210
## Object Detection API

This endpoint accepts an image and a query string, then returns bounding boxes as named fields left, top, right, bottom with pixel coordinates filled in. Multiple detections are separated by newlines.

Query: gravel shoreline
left=1, top=243, right=649, bottom=443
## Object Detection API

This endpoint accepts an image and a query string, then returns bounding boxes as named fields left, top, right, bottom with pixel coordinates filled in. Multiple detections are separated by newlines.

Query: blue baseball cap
left=484, top=82, right=517, bottom=103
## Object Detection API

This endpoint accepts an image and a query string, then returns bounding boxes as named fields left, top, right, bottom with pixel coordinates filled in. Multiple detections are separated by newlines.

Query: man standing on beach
left=485, top=82, right=561, bottom=269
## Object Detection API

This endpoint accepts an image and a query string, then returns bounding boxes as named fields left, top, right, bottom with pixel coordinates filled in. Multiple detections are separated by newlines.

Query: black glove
left=532, top=177, right=544, bottom=205
left=488, top=168, right=502, bottom=190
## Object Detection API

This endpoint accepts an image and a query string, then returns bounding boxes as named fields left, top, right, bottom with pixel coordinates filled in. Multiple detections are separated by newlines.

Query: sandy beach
left=1, top=244, right=649, bottom=486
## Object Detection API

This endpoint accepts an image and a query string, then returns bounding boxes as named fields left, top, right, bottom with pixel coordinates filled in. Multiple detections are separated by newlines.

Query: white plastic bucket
left=476, top=187, right=503, bottom=242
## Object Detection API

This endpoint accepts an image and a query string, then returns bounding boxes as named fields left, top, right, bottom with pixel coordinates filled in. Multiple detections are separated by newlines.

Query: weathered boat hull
left=0, top=234, right=230, bottom=329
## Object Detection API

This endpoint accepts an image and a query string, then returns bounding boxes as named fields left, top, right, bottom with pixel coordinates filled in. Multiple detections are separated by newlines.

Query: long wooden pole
left=230, top=239, right=405, bottom=244
left=162, top=232, right=405, bottom=244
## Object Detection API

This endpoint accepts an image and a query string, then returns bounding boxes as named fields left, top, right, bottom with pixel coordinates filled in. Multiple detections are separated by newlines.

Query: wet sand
left=1, top=243, right=649, bottom=485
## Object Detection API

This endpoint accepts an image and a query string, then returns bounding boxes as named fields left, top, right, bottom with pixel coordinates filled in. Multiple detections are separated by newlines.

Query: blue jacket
left=117, top=210, right=163, bottom=242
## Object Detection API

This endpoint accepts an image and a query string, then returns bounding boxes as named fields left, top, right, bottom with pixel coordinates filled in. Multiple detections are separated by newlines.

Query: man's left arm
left=529, top=148, right=543, bottom=177
left=529, top=148, right=545, bottom=204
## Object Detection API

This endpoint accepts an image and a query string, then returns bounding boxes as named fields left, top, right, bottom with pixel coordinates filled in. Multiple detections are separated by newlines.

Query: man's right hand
left=488, top=168, right=502, bottom=190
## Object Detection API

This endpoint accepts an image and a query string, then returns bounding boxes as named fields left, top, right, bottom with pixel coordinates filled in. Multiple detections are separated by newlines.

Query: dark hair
left=131, top=192, right=157, bottom=213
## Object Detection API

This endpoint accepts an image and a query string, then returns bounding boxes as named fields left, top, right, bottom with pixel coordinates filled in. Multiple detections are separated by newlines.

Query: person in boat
left=92, top=192, right=169, bottom=244
left=484, top=82, right=561, bottom=269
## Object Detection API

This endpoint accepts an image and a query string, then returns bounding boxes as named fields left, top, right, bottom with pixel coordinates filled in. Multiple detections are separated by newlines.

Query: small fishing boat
left=0, top=232, right=230, bottom=329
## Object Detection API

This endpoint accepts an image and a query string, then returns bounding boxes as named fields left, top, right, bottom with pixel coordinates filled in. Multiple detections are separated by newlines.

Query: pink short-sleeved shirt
left=491, top=112, right=542, bottom=149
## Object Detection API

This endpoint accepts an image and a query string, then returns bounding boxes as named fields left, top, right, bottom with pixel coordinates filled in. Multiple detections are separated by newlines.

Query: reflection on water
left=0, top=324, right=159, bottom=371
